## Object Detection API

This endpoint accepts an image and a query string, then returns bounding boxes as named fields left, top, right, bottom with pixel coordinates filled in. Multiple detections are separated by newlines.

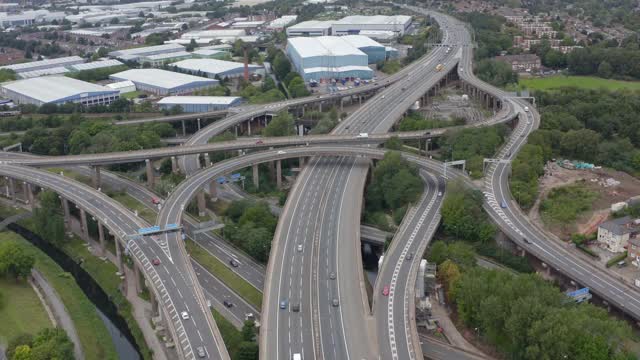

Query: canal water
left=5, top=221, right=141, bottom=360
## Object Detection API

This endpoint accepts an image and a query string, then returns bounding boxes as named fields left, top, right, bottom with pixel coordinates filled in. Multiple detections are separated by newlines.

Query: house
left=597, top=216, right=640, bottom=253
left=494, top=54, right=541, bottom=73
left=628, top=237, right=640, bottom=266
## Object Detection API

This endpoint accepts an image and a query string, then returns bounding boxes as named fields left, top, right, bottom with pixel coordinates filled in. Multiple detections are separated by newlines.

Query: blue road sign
left=138, top=225, right=160, bottom=235
left=165, top=223, right=179, bottom=230
left=566, top=287, right=590, bottom=298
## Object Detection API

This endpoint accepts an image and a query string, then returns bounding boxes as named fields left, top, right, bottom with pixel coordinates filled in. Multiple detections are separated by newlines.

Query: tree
left=186, top=39, right=197, bottom=52
left=288, top=77, right=310, bottom=98
left=365, top=151, right=423, bottom=214
left=6, top=334, right=34, bottom=359
left=237, top=341, right=259, bottom=360
left=597, top=60, right=613, bottom=78
left=261, top=76, right=276, bottom=92
left=437, top=260, right=460, bottom=300
left=12, top=345, right=32, bottom=360
left=32, top=191, right=66, bottom=246
left=440, top=180, right=496, bottom=244
left=29, top=328, right=75, bottom=360
left=475, top=59, right=518, bottom=87
left=241, top=320, right=256, bottom=342
left=263, top=111, right=294, bottom=137
left=0, top=241, right=35, bottom=281
left=273, top=52, right=291, bottom=80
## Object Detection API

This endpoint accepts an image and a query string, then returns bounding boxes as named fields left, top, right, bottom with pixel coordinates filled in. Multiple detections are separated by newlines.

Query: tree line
left=511, top=87, right=640, bottom=208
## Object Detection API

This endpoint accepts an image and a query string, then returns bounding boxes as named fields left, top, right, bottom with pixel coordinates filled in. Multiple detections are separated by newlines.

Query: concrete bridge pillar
left=234, top=125, right=238, bottom=137
left=150, top=290, right=161, bottom=321
left=61, top=197, right=71, bottom=228
left=276, top=160, right=282, bottom=189
left=541, top=262, right=550, bottom=276
left=21, top=181, right=28, bottom=203
left=134, top=262, right=142, bottom=294
left=91, top=166, right=101, bottom=189
left=318, top=102, right=323, bottom=112
left=197, top=192, right=206, bottom=217
left=204, top=153, right=211, bottom=167
left=299, top=157, right=305, bottom=168
left=80, top=208, right=89, bottom=241
left=252, top=164, right=259, bottom=189
left=115, top=239, right=124, bottom=274
left=197, top=118, right=201, bottom=131
left=145, top=159, right=155, bottom=187
left=209, top=181, right=218, bottom=202
left=98, top=221, right=106, bottom=255
left=8, top=178, right=15, bottom=204
left=247, top=119, right=252, bottom=136
left=171, top=156, right=178, bottom=174
left=26, top=183, right=35, bottom=209
left=181, top=120, right=187, bottom=137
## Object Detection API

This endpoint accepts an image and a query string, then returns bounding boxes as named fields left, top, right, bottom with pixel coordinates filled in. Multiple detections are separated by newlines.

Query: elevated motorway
left=0, top=164, right=229, bottom=360
left=6, top=131, right=431, bottom=167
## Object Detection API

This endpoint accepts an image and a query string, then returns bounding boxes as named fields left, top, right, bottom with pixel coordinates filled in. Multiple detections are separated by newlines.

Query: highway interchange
left=2, top=4, right=640, bottom=360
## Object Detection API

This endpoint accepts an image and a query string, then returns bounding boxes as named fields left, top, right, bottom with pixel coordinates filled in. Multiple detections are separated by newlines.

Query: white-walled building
left=170, top=59, right=264, bottom=79
left=157, top=96, right=242, bottom=112
left=597, top=216, right=640, bottom=253
left=1, top=76, right=119, bottom=106
left=110, top=69, right=218, bottom=95
left=332, top=15, right=411, bottom=36
left=286, top=20, right=333, bottom=37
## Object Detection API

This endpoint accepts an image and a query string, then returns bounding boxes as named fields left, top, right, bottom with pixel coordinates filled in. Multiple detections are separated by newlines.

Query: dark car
left=291, top=303, right=300, bottom=312
left=223, top=300, right=233, bottom=308
left=523, top=237, right=533, bottom=244
left=229, top=259, right=239, bottom=267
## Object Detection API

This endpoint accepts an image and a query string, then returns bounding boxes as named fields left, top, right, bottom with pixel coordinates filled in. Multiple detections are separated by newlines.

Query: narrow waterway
left=4, top=221, right=141, bottom=360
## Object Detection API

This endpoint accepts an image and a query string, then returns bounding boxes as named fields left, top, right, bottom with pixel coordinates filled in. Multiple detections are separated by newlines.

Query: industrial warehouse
left=286, top=35, right=394, bottom=81
left=285, top=15, right=411, bottom=38
left=109, top=69, right=218, bottom=95
left=0, top=76, right=120, bottom=106
left=170, top=59, right=264, bottom=79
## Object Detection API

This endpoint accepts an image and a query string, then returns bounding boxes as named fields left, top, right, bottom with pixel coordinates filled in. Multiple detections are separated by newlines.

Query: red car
left=151, top=198, right=160, bottom=205
left=255, top=140, right=264, bottom=145
left=382, top=285, right=390, bottom=296
left=152, top=258, right=161, bottom=266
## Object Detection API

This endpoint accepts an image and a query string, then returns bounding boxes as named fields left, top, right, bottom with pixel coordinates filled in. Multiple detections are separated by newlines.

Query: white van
left=293, top=354, right=302, bottom=360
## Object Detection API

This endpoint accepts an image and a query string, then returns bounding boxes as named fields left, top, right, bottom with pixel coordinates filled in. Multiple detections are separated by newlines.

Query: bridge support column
left=134, top=262, right=142, bottom=294
left=91, top=165, right=101, bottom=189
left=204, top=153, right=211, bottom=167
left=234, top=125, right=238, bottom=137
left=150, top=290, right=159, bottom=318
left=276, top=160, right=282, bottom=189
left=197, top=192, right=206, bottom=217
left=299, top=157, right=305, bottom=168
left=541, top=262, right=550, bottom=276
left=98, top=221, right=106, bottom=255
left=61, top=197, right=71, bottom=229
left=318, top=102, right=322, bottom=112
left=26, top=183, right=35, bottom=209
left=209, top=181, right=217, bottom=202
left=115, top=239, right=124, bottom=274
left=247, top=119, right=252, bottom=136
left=181, top=120, right=186, bottom=137
left=21, top=181, right=28, bottom=204
left=8, top=178, right=15, bottom=204
left=171, top=156, right=178, bottom=174
left=145, top=159, right=154, bottom=188
left=197, top=118, right=201, bottom=131
left=80, top=208, right=89, bottom=241
left=252, top=164, right=259, bottom=189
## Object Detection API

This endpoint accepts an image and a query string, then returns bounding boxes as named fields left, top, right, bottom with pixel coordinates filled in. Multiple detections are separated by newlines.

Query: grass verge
left=211, top=309, right=243, bottom=358
left=0, top=231, right=118, bottom=360
left=110, top=193, right=157, bottom=224
left=185, top=239, right=262, bottom=309
left=0, top=276, right=51, bottom=342
left=519, top=75, right=640, bottom=91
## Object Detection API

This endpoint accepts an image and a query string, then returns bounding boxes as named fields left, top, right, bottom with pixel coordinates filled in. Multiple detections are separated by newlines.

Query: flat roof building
left=286, top=36, right=380, bottom=81
left=68, top=59, right=124, bottom=72
left=332, top=15, right=411, bottom=36
left=110, top=69, right=218, bottom=95
left=108, top=43, right=185, bottom=62
left=106, top=80, right=136, bottom=94
left=286, top=20, right=333, bottom=37
left=170, top=59, right=264, bottom=79
left=178, top=30, right=246, bottom=44
left=141, top=51, right=193, bottom=67
left=157, top=96, right=242, bottom=112
left=1, top=76, right=119, bottom=106
left=0, top=56, right=84, bottom=74
left=267, top=15, right=298, bottom=30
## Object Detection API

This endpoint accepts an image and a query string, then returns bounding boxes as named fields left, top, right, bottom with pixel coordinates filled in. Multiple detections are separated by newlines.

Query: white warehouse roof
left=287, top=36, right=367, bottom=58
left=0, top=56, right=84, bottom=73
left=2, top=76, right=115, bottom=103
left=109, top=43, right=184, bottom=57
left=110, top=68, right=216, bottom=89
left=171, top=59, right=262, bottom=75
left=341, top=34, right=385, bottom=48
left=69, top=59, right=124, bottom=71
left=287, top=20, right=333, bottom=30
left=333, top=15, right=411, bottom=26
left=18, top=67, right=69, bottom=79
left=157, top=96, right=241, bottom=105
left=106, top=80, right=135, bottom=90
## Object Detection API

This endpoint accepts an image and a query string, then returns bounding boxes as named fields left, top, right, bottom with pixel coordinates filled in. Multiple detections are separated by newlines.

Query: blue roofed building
left=0, top=76, right=119, bottom=106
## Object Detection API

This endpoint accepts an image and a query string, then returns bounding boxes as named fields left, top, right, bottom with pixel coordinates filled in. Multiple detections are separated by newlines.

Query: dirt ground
left=529, top=161, right=640, bottom=239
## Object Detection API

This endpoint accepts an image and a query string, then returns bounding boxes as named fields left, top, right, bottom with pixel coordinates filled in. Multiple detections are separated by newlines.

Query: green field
left=0, top=231, right=118, bottom=359
left=0, top=277, right=51, bottom=342
left=520, top=75, right=640, bottom=91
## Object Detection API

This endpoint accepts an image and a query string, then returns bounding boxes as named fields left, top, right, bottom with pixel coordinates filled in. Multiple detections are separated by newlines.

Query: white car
left=277, top=150, right=286, bottom=155
left=181, top=311, right=190, bottom=320
left=297, top=244, right=303, bottom=252
left=438, top=191, right=442, bottom=196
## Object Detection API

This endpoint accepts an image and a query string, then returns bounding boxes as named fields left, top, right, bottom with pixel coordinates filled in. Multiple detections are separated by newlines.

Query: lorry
left=293, top=354, right=302, bottom=360
left=356, top=133, right=369, bottom=138
left=435, top=64, right=444, bottom=71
